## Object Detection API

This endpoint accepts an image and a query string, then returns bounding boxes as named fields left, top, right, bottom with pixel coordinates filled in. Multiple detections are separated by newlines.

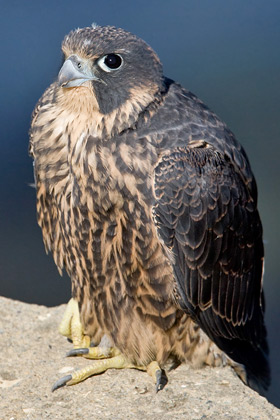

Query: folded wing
left=153, top=143, right=270, bottom=391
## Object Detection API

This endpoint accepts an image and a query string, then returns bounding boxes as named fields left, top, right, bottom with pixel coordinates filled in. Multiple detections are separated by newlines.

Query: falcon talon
left=155, top=369, right=168, bottom=393
left=51, top=374, right=72, bottom=392
left=30, top=24, right=270, bottom=395
left=66, top=348, right=89, bottom=357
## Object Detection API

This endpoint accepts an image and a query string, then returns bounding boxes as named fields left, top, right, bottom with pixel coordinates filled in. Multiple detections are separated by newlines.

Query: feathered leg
left=53, top=298, right=167, bottom=392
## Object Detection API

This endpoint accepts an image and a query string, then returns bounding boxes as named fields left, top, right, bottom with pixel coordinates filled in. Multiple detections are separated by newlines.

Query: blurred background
left=1, top=0, right=279, bottom=408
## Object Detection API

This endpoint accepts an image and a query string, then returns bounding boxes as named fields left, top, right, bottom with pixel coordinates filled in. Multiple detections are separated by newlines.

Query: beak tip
left=57, top=56, right=96, bottom=88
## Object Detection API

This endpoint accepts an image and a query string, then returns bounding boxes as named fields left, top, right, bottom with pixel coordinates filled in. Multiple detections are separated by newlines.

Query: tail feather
left=217, top=335, right=270, bottom=395
left=196, top=309, right=270, bottom=395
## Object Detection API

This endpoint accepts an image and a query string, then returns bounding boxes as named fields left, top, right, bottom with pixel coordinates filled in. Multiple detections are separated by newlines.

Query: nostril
left=77, top=62, right=82, bottom=69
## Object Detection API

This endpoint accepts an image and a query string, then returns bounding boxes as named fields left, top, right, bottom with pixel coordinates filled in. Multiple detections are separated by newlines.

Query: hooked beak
left=58, top=55, right=98, bottom=88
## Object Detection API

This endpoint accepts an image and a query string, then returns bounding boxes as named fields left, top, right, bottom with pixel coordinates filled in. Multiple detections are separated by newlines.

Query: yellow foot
left=52, top=355, right=167, bottom=392
left=59, top=298, right=120, bottom=359
left=53, top=347, right=168, bottom=392
left=58, top=298, right=90, bottom=348
left=67, top=344, right=121, bottom=359
left=52, top=353, right=138, bottom=391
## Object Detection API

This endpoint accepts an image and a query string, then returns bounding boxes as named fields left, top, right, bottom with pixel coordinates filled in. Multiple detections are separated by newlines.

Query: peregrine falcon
left=29, top=25, right=270, bottom=394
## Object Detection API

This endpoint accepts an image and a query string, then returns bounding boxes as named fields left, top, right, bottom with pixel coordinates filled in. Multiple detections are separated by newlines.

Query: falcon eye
left=104, top=54, right=122, bottom=69
left=97, top=54, right=123, bottom=72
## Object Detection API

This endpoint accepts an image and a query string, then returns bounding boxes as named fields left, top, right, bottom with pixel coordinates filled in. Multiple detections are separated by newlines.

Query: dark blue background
left=1, top=0, right=279, bottom=408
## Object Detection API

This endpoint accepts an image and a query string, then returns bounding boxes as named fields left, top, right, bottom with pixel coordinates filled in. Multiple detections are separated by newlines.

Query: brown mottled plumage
left=29, top=25, right=269, bottom=393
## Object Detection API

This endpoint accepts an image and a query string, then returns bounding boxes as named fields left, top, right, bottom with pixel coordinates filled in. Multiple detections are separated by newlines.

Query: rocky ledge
left=0, top=296, right=279, bottom=420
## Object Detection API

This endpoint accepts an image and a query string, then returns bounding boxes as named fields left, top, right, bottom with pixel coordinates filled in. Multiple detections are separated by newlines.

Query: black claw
left=66, top=348, right=89, bottom=357
left=155, top=369, right=168, bottom=393
left=52, top=374, right=72, bottom=392
left=67, top=338, right=73, bottom=344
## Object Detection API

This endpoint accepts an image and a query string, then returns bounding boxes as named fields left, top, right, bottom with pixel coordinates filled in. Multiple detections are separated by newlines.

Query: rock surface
left=0, top=296, right=279, bottom=420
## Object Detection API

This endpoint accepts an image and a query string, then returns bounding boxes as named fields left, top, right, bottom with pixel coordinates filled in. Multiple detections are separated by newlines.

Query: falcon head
left=58, top=25, right=164, bottom=116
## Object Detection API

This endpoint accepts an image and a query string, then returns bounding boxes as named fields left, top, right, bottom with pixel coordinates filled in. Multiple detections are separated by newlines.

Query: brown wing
left=153, top=142, right=269, bottom=390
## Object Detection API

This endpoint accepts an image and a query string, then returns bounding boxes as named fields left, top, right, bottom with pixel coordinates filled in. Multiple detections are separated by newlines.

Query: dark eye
left=98, top=54, right=123, bottom=72
left=104, top=54, right=122, bottom=69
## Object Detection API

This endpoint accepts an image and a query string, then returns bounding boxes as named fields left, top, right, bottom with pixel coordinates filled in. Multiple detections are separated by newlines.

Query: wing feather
left=154, top=145, right=265, bottom=339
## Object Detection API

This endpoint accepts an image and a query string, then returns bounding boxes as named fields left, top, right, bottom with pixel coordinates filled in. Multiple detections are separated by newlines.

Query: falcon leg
left=55, top=298, right=168, bottom=392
